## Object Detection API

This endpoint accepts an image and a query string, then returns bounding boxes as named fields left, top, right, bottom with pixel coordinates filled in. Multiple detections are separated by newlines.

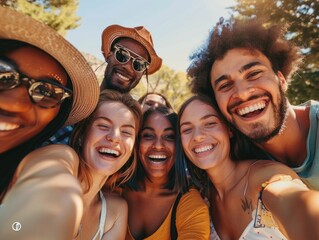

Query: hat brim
left=0, top=7, right=99, bottom=125
left=101, top=25, right=162, bottom=75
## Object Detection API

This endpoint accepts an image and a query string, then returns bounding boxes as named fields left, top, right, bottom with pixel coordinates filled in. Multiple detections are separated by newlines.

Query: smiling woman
left=69, top=89, right=142, bottom=240
left=176, top=94, right=319, bottom=240
left=121, top=106, right=210, bottom=240
left=0, top=6, right=99, bottom=240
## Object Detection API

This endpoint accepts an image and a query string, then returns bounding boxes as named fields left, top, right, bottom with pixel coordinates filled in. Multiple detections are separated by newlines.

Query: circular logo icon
left=12, top=222, right=22, bottom=232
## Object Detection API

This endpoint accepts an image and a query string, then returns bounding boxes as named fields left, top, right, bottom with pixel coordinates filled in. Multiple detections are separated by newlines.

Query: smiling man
left=101, top=24, right=162, bottom=93
left=188, top=18, right=319, bottom=190
left=45, top=25, right=162, bottom=145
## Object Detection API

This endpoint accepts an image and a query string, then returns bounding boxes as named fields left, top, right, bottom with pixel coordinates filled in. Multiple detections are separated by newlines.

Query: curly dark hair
left=188, top=18, right=303, bottom=97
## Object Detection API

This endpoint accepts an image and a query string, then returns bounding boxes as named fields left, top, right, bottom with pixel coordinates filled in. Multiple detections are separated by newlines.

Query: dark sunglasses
left=0, top=58, right=72, bottom=108
left=112, top=44, right=150, bottom=73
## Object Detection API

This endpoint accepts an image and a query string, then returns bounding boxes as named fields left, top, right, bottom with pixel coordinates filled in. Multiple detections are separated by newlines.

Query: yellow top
left=126, top=188, right=210, bottom=240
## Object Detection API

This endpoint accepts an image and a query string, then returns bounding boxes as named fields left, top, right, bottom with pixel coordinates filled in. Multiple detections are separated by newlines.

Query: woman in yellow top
left=122, top=106, right=210, bottom=240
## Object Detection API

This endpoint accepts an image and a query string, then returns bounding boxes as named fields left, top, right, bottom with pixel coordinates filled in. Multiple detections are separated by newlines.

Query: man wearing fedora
left=46, top=24, right=162, bottom=144
left=100, top=24, right=162, bottom=93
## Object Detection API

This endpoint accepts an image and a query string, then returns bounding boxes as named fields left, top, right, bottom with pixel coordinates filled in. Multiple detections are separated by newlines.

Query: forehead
left=144, top=112, right=171, bottom=129
left=96, top=101, right=136, bottom=124
left=116, top=38, right=149, bottom=59
left=210, top=48, right=271, bottom=80
left=181, top=100, right=218, bottom=121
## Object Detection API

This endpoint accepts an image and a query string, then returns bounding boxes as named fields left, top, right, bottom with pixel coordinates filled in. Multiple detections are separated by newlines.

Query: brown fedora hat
left=0, top=6, right=100, bottom=125
left=101, top=25, right=162, bottom=75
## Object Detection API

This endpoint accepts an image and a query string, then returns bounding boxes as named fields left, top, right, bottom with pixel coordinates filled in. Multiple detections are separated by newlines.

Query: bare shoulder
left=102, top=191, right=128, bottom=233
left=104, top=191, right=128, bottom=213
left=248, top=160, right=300, bottom=185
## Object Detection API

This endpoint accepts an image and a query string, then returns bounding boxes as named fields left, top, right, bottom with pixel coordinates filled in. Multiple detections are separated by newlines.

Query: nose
left=232, top=80, right=255, bottom=101
left=193, top=127, right=205, bottom=143
left=106, top=128, right=120, bottom=144
left=152, top=136, right=164, bottom=149
left=1, top=87, right=33, bottom=112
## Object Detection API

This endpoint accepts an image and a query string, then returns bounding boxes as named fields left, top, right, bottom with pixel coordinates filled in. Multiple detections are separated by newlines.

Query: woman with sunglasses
left=0, top=7, right=99, bottom=239
left=121, top=106, right=210, bottom=240
left=177, top=94, right=319, bottom=240
left=69, top=89, right=141, bottom=240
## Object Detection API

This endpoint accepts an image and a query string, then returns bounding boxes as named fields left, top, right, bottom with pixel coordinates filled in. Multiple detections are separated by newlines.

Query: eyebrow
left=141, top=126, right=174, bottom=132
left=180, top=113, right=218, bottom=127
left=95, top=116, right=135, bottom=130
left=115, top=44, right=149, bottom=63
left=213, top=61, right=262, bottom=88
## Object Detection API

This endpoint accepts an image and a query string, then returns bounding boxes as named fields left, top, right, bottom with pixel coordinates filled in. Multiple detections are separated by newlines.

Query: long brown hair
left=70, top=89, right=142, bottom=192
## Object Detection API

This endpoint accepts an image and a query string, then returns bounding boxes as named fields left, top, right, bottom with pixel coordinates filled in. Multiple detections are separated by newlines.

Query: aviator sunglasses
left=112, top=44, right=150, bottom=73
left=0, top=58, right=72, bottom=108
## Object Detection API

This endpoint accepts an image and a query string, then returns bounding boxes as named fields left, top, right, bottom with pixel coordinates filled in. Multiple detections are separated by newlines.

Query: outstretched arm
left=0, top=144, right=83, bottom=240
left=261, top=165, right=319, bottom=240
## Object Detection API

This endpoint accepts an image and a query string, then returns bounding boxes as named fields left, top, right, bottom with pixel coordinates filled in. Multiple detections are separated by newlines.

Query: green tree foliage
left=0, top=0, right=80, bottom=36
left=230, top=0, right=319, bottom=104
left=131, top=65, right=192, bottom=111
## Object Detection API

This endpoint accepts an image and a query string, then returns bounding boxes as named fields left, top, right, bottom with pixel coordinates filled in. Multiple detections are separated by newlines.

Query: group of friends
left=0, top=6, right=318, bottom=240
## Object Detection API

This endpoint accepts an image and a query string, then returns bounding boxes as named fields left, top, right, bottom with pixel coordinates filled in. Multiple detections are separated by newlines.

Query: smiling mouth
left=0, top=122, right=20, bottom=131
left=98, top=147, right=120, bottom=158
left=148, top=154, right=168, bottom=162
left=236, top=101, right=266, bottom=118
left=194, top=145, right=214, bottom=154
left=116, top=72, right=131, bottom=82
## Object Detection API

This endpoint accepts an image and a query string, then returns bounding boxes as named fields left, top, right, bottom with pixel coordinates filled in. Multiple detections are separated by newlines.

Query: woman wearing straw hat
left=0, top=6, right=99, bottom=239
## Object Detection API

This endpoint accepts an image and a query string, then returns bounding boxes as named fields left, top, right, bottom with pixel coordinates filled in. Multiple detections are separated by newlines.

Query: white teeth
left=0, top=122, right=19, bottom=131
left=238, top=102, right=266, bottom=116
left=149, top=154, right=167, bottom=159
left=99, top=148, right=120, bottom=156
left=194, top=145, right=213, bottom=153
left=117, top=73, right=130, bottom=81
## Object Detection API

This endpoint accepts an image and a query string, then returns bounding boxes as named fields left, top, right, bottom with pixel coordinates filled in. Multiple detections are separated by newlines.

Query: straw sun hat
left=101, top=25, right=162, bottom=74
left=0, top=6, right=99, bottom=125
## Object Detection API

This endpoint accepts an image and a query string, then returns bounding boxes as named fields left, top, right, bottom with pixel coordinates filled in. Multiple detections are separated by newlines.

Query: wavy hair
left=188, top=18, right=303, bottom=97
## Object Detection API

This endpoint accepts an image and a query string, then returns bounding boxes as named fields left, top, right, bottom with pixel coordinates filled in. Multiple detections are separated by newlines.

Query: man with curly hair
left=188, top=18, right=319, bottom=190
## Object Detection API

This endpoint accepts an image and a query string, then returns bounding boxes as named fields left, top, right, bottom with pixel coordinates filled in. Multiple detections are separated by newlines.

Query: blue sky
left=67, top=0, right=236, bottom=72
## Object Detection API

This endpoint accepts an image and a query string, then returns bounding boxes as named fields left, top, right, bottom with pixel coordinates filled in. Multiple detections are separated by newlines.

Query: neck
left=141, top=176, right=173, bottom=196
left=206, top=158, right=237, bottom=200
left=258, top=105, right=309, bottom=167
left=82, top=172, right=108, bottom=208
